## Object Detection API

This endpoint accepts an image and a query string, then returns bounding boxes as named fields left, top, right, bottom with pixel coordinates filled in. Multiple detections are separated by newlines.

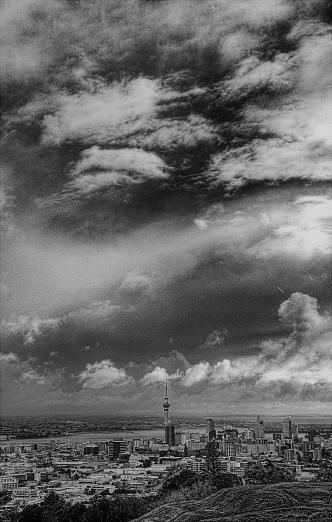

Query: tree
left=245, top=460, right=294, bottom=485
left=205, top=440, right=222, bottom=485
left=315, top=463, right=332, bottom=482
left=160, top=469, right=201, bottom=494
left=82, top=496, right=149, bottom=522
left=17, top=492, right=73, bottom=522
left=17, top=505, right=46, bottom=522
left=213, top=472, right=242, bottom=489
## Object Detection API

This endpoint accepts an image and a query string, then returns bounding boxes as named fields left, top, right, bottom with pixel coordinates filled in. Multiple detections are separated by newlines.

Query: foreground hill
left=134, top=482, right=332, bottom=522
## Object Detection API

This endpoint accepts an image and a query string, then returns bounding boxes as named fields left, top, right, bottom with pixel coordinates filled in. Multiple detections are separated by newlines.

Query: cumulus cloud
left=1, top=315, right=60, bottom=345
left=210, top=358, right=261, bottom=384
left=135, top=292, right=331, bottom=395
left=1, top=292, right=331, bottom=413
left=140, top=366, right=168, bottom=386
left=78, top=359, right=132, bottom=389
left=278, top=292, right=328, bottom=335
left=140, top=351, right=190, bottom=385
left=182, top=362, right=210, bottom=386
left=254, top=292, right=331, bottom=388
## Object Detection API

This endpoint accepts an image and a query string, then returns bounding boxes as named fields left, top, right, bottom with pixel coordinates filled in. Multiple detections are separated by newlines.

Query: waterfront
left=0, top=429, right=166, bottom=445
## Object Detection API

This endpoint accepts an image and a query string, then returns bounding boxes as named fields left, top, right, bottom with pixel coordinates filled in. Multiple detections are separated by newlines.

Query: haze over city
left=1, top=0, right=331, bottom=418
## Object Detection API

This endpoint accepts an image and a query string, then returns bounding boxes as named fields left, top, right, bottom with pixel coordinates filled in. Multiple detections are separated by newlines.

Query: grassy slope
left=134, top=482, right=332, bottom=522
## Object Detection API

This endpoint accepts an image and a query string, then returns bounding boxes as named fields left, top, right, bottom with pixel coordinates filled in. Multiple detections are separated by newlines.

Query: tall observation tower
left=163, top=377, right=170, bottom=426
left=163, top=377, right=175, bottom=446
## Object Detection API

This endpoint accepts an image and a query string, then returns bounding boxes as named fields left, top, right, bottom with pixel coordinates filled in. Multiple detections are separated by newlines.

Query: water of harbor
left=1, top=414, right=330, bottom=445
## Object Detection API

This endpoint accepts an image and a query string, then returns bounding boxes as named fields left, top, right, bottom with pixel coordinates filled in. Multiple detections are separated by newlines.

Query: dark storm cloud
left=1, top=191, right=331, bottom=364
left=2, top=0, right=330, bottom=224
left=1, top=292, right=331, bottom=415
left=1, top=0, right=331, bottom=415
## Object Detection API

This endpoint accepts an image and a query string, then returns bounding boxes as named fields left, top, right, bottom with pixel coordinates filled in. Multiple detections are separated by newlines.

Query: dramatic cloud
left=206, top=24, right=332, bottom=192
left=78, top=359, right=132, bottom=389
left=1, top=0, right=331, bottom=415
left=136, top=293, right=331, bottom=396
left=1, top=292, right=331, bottom=414
left=140, top=351, right=191, bottom=385
left=182, top=362, right=210, bottom=386
left=278, top=292, right=328, bottom=335
left=140, top=366, right=168, bottom=386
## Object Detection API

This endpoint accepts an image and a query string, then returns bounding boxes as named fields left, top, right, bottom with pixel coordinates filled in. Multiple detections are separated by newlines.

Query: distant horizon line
left=1, top=412, right=331, bottom=419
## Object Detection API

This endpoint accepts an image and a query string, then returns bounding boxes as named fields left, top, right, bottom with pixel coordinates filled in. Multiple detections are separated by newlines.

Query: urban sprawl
left=0, top=385, right=331, bottom=516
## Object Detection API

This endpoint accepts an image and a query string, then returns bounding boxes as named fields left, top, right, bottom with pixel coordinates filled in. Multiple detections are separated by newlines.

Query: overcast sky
left=1, top=0, right=331, bottom=417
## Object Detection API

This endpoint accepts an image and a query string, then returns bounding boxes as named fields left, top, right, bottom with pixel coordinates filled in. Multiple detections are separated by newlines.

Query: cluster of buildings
left=0, top=383, right=331, bottom=515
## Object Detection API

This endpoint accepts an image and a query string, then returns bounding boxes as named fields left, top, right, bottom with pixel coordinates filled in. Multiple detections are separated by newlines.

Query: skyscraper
left=108, top=440, right=128, bottom=460
left=282, top=416, right=292, bottom=439
left=165, top=424, right=176, bottom=447
left=206, top=418, right=216, bottom=441
left=254, top=415, right=265, bottom=441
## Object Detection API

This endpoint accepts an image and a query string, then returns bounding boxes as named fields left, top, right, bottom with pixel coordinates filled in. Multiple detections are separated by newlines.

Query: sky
left=1, top=0, right=331, bottom=417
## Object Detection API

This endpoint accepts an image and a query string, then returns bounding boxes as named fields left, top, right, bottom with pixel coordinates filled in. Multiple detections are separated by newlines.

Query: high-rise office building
left=282, top=416, right=292, bottom=439
left=108, top=440, right=128, bottom=460
left=206, top=418, right=216, bottom=441
left=254, top=416, right=265, bottom=441
left=175, top=432, right=186, bottom=445
left=165, top=424, right=176, bottom=446
left=83, top=443, right=99, bottom=456
left=292, top=424, right=299, bottom=438
left=308, top=429, right=316, bottom=443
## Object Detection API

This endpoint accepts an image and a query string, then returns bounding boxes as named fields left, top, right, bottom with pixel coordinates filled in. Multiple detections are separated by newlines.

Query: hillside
left=134, top=482, right=332, bottom=522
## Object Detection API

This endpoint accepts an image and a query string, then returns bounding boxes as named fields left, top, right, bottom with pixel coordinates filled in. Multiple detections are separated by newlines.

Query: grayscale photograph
left=0, top=1, right=331, bottom=520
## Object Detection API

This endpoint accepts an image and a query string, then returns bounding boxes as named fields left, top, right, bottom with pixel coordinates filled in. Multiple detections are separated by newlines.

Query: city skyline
left=1, top=0, right=331, bottom=417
